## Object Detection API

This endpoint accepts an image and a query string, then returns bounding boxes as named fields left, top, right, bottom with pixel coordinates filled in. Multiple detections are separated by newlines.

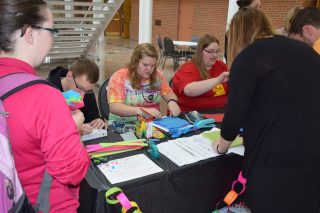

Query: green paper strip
left=90, top=147, right=142, bottom=158
left=100, top=139, right=146, bottom=147
left=105, top=187, right=122, bottom=205
left=202, top=130, right=243, bottom=147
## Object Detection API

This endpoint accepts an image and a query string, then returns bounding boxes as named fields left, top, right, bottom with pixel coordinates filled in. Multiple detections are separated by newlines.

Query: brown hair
left=289, top=7, right=320, bottom=35
left=0, top=0, right=47, bottom=53
left=192, top=34, right=220, bottom=80
left=227, top=7, right=275, bottom=66
left=128, top=43, right=159, bottom=90
left=69, top=58, right=99, bottom=84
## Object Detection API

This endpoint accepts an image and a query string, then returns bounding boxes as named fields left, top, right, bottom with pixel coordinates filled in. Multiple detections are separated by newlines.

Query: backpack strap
left=0, top=72, right=53, bottom=100
left=0, top=72, right=54, bottom=213
left=33, top=171, right=52, bottom=213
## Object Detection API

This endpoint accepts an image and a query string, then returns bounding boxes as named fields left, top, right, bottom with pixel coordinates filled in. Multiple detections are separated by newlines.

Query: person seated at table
left=171, top=34, right=229, bottom=113
left=48, top=58, right=106, bottom=134
left=107, top=43, right=181, bottom=123
left=288, top=7, right=320, bottom=54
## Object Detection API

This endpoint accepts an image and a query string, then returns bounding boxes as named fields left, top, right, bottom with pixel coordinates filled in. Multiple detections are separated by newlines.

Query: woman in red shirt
left=172, top=34, right=229, bottom=112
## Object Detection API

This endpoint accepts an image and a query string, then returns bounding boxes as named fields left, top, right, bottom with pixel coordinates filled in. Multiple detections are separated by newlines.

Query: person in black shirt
left=48, top=58, right=106, bottom=134
left=214, top=7, right=320, bottom=213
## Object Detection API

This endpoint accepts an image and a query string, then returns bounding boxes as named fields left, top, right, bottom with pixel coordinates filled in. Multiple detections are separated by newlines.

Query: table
left=173, top=41, right=198, bottom=47
left=78, top=125, right=242, bottom=213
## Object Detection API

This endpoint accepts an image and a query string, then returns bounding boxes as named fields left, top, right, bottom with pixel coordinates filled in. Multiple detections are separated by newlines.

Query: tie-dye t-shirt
left=107, top=68, right=173, bottom=123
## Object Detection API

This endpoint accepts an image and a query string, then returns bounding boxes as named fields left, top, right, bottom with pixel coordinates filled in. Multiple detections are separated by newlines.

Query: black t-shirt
left=48, top=66, right=101, bottom=123
left=221, top=35, right=320, bottom=171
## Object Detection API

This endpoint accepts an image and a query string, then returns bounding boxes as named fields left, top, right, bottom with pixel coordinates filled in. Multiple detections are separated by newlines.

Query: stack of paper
left=157, top=128, right=244, bottom=167
left=153, top=116, right=192, bottom=133
left=97, top=154, right=163, bottom=184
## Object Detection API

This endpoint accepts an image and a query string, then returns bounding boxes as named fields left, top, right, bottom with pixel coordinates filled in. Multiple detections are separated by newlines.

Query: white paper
left=97, top=154, right=163, bottom=184
left=157, top=130, right=244, bottom=167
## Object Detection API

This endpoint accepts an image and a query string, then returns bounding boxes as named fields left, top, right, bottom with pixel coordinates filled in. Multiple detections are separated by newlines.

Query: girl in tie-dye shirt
left=107, top=43, right=180, bottom=123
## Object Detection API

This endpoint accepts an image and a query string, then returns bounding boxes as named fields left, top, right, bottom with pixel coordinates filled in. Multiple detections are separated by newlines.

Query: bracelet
left=216, top=144, right=228, bottom=154
left=167, top=99, right=178, bottom=104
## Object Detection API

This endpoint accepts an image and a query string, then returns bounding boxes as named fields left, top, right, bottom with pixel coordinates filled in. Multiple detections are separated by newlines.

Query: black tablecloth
left=78, top=119, right=242, bottom=213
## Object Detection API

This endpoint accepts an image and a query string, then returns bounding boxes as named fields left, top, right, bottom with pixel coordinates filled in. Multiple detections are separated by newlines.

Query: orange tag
left=223, top=190, right=238, bottom=206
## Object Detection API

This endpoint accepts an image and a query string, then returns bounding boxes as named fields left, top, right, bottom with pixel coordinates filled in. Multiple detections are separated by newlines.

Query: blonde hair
left=192, top=34, right=220, bottom=80
left=284, top=6, right=304, bottom=35
left=227, top=7, right=275, bottom=66
left=128, top=43, right=159, bottom=90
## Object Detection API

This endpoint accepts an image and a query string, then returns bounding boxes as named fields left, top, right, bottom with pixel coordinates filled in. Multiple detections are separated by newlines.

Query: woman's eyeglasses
left=203, top=49, right=221, bottom=55
left=31, top=25, right=59, bottom=37
left=20, top=25, right=59, bottom=37
left=72, top=75, right=94, bottom=95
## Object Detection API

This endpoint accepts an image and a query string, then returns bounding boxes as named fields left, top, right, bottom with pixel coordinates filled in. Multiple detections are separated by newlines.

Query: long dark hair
left=0, top=0, right=47, bottom=53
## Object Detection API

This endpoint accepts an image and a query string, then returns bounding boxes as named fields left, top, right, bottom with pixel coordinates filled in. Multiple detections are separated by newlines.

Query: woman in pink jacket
left=0, top=0, right=90, bottom=212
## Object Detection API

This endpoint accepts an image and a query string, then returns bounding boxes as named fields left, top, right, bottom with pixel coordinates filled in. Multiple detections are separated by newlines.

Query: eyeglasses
left=31, top=25, right=59, bottom=37
left=20, top=25, right=59, bottom=37
left=72, top=75, right=94, bottom=95
left=112, top=121, right=136, bottom=134
left=203, top=49, right=221, bottom=55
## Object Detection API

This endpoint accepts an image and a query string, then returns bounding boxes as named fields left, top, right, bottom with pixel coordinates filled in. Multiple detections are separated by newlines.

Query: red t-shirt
left=172, top=60, right=228, bottom=112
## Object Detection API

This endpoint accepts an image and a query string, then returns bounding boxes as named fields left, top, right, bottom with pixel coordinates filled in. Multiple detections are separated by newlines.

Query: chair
left=156, top=34, right=165, bottom=66
left=191, top=35, right=200, bottom=43
left=185, top=35, right=199, bottom=61
left=162, top=37, right=184, bottom=71
left=98, top=78, right=110, bottom=120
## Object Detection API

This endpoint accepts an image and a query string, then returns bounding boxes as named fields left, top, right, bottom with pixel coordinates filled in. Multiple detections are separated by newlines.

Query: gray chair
left=162, top=37, right=184, bottom=71
left=157, top=34, right=165, bottom=66
left=98, top=79, right=110, bottom=120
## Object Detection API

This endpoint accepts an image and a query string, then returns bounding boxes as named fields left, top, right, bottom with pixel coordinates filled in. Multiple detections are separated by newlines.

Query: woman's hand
left=217, top=71, right=230, bottom=83
left=80, top=124, right=94, bottom=135
left=168, top=101, right=181, bottom=117
left=212, top=136, right=232, bottom=154
left=137, top=108, right=162, bottom=119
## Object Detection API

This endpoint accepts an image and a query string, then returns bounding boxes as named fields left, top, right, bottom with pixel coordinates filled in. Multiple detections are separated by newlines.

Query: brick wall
left=130, top=0, right=180, bottom=43
left=130, top=0, right=316, bottom=50
left=192, top=0, right=228, bottom=51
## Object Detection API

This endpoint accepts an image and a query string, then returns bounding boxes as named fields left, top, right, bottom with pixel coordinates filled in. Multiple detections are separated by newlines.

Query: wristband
left=216, top=144, right=228, bottom=154
left=167, top=99, right=178, bottom=104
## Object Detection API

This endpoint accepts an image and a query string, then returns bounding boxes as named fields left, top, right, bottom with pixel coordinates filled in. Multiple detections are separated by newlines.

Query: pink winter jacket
left=0, top=58, right=90, bottom=212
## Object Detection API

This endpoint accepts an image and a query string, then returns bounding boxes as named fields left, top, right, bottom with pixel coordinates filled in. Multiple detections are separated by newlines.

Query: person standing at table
left=48, top=58, right=106, bottom=134
left=213, top=7, right=320, bottom=212
left=107, top=43, right=180, bottom=123
left=288, top=7, right=320, bottom=54
left=0, top=0, right=90, bottom=212
left=224, top=0, right=262, bottom=62
left=172, top=34, right=229, bottom=113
